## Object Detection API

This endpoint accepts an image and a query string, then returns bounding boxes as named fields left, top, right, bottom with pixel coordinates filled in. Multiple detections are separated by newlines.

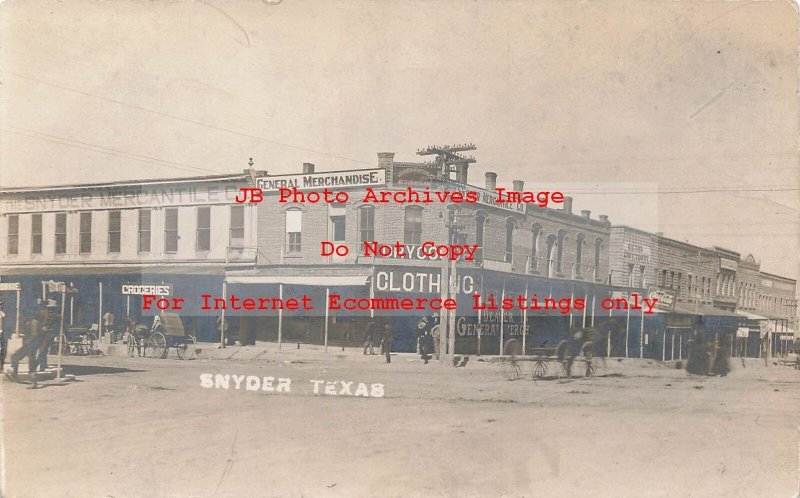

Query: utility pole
left=438, top=205, right=463, bottom=366
left=416, top=143, right=476, bottom=182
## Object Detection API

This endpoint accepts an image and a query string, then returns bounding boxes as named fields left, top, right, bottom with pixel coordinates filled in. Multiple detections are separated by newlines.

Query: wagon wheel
left=558, top=360, right=571, bottom=383
left=147, top=332, right=168, bottom=359
left=177, top=335, right=197, bottom=360
left=532, top=360, right=547, bottom=379
left=503, top=360, right=522, bottom=381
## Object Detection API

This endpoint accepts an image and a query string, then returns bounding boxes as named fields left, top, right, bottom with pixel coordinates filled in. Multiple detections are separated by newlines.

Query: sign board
left=623, top=241, right=651, bottom=264
left=2, top=183, right=242, bottom=213
left=121, top=283, right=172, bottom=296
left=256, top=169, right=386, bottom=192
left=374, top=269, right=474, bottom=294
left=648, top=288, right=676, bottom=311
left=720, top=259, right=738, bottom=271
left=43, top=280, right=66, bottom=293
left=0, top=282, right=21, bottom=291
left=736, top=327, right=750, bottom=338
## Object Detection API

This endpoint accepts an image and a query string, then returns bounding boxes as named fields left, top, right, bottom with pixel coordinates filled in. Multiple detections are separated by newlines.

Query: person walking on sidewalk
left=8, top=313, right=43, bottom=386
left=381, top=322, right=393, bottom=364
left=363, top=319, right=377, bottom=355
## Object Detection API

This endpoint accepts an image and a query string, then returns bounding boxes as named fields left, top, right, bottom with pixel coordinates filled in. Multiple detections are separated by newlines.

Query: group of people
left=6, top=301, right=60, bottom=388
left=687, top=329, right=730, bottom=376
left=362, top=319, right=394, bottom=363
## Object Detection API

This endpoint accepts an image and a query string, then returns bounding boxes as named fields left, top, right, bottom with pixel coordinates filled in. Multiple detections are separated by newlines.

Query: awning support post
left=220, top=280, right=227, bottom=349
left=278, top=283, right=283, bottom=351
left=324, top=287, right=330, bottom=353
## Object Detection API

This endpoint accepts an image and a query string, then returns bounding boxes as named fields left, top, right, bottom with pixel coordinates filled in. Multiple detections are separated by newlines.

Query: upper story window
left=31, top=214, right=42, bottom=254
left=79, top=212, right=92, bottom=253
left=138, top=209, right=151, bottom=253
left=164, top=208, right=179, bottom=253
left=286, top=209, right=302, bottom=254
left=55, top=212, right=67, bottom=254
left=504, top=219, right=514, bottom=263
left=196, top=207, right=211, bottom=252
left=359, top=206, right=375, bottom=243
left=230, top=205, right=245, bottom=246
left=403, top=206, right=423, bottom=245
left=108, top=210, right=121, bottom=253
left=7, top=215, right=19, bottom=255
left=530, top=224, right=541, bottom=271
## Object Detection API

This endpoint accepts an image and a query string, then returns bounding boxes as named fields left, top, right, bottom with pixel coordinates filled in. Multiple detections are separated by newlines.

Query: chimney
left=656, top=232, right=664, bottom=238
left=512, top=180, right=524, bottom=191
left=581, top=209, right=591, bottom=219
left=377, top=152, right=395, bottom=169
left=302, top=162, right=315, bottom=174
left=599, top=214, right=609, bottom=224
left=485, top=172, right=497, bottom=191
left=562, top=196, right=573, bottom=214
left=455, top=163, right=469, bottom=184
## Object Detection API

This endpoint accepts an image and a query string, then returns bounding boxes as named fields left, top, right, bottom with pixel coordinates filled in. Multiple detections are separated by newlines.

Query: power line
left=4, top=70, right=375, bottom=167
left=3, top=127, right=223, bottom=176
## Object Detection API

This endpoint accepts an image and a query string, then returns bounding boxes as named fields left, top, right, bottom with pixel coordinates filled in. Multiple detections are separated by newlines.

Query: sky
left=0, top=0, right=798, bottom=280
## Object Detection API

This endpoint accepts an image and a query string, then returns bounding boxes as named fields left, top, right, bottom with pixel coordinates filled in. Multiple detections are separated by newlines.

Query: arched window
left=575, top=233, right=585, bottom=277
left=359, top=206, right=375, bottom=243
left=530, top=224, right=542, bottom=272
left=546, top=234, right=557, bottom=278
left=594, top=238, right=603, bottom=281
left=504, top=218, right=515, bottom=263
left=556, top=229, right=566, bottom=274
left=404, top=206, right=423, bottom=245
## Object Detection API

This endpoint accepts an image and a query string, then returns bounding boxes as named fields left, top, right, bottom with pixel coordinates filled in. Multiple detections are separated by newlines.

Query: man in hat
left=8, top=307, right=45, bottom=386
left=35, top=301, right=59, bottom=373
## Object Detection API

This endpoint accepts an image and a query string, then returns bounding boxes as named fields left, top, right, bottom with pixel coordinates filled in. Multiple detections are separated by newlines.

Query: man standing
left=9, top=313, right=43, bottom=386
left=363, top=319, right=377, bottom=355
left=381, top=322, right=393, bottom=364
left=36, top=303, right=59, bottom=373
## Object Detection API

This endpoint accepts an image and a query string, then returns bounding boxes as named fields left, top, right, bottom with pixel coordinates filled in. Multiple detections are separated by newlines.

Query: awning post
left=278, top=283, right=283, bottom=351
left=522, top=285, right=528, bottom=355
left=98, top=281, right=103, bottom=342
left=220, top=280, right=227, bottom=349
left=324, top=287, right=330, bottom=353
left=499, top=280, right=506, bottom=355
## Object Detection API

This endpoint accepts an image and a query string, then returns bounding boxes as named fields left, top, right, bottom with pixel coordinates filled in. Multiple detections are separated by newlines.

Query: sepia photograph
left=0, top=1, right=798, bottom=497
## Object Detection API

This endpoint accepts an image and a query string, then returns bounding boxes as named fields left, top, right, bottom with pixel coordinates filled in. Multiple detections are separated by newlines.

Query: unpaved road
left=2, top=352, right=799, bottom=497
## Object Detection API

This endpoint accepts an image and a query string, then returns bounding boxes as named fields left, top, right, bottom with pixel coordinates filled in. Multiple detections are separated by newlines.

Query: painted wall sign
left=256, top=169, right=386, bottom=192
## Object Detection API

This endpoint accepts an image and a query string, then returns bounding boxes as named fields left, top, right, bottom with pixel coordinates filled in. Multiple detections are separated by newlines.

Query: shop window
left=404, top=206, right=423, bottom=245
left=108, top=210, right=121, bottom=253
left=359, top=206, right=375, bottom=243
left=7, top=214, right=18, bottom=255
left=164, top=208, right=179, bottom=253
left=286, top=209, right=302, bottom=254
left=229, top=206, right=245, bottom=246
left=196, top=207, right=211, bottom=252
left=79, top=212, right=92, bottom=253
left=138, top=209, right=151, bottom=253
left=55, top=212, right=67, bottom=254
left=31, top=214, right=42, bottom=254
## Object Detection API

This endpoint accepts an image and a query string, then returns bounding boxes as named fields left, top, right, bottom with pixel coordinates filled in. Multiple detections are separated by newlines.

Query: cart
left=499, top=340, right=594, bottom=382
left=127, top=313, right=197, bottom=360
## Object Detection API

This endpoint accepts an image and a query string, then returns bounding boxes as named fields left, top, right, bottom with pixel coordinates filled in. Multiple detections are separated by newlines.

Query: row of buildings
left=0, top=147, right=796, bottom=358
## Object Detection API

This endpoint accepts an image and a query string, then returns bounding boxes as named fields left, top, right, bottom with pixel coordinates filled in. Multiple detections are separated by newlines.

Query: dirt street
left=2, top=351, right=798, bottom=498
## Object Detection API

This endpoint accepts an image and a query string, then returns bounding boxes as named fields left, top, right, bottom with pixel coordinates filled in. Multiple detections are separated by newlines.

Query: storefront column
left=639, top=307, right=644, bottom=359
left=582, top=293, right=588, bottom=328
left=15, top=288, right=21, bottom=337
left=625, top=302, right=630, bottom=358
